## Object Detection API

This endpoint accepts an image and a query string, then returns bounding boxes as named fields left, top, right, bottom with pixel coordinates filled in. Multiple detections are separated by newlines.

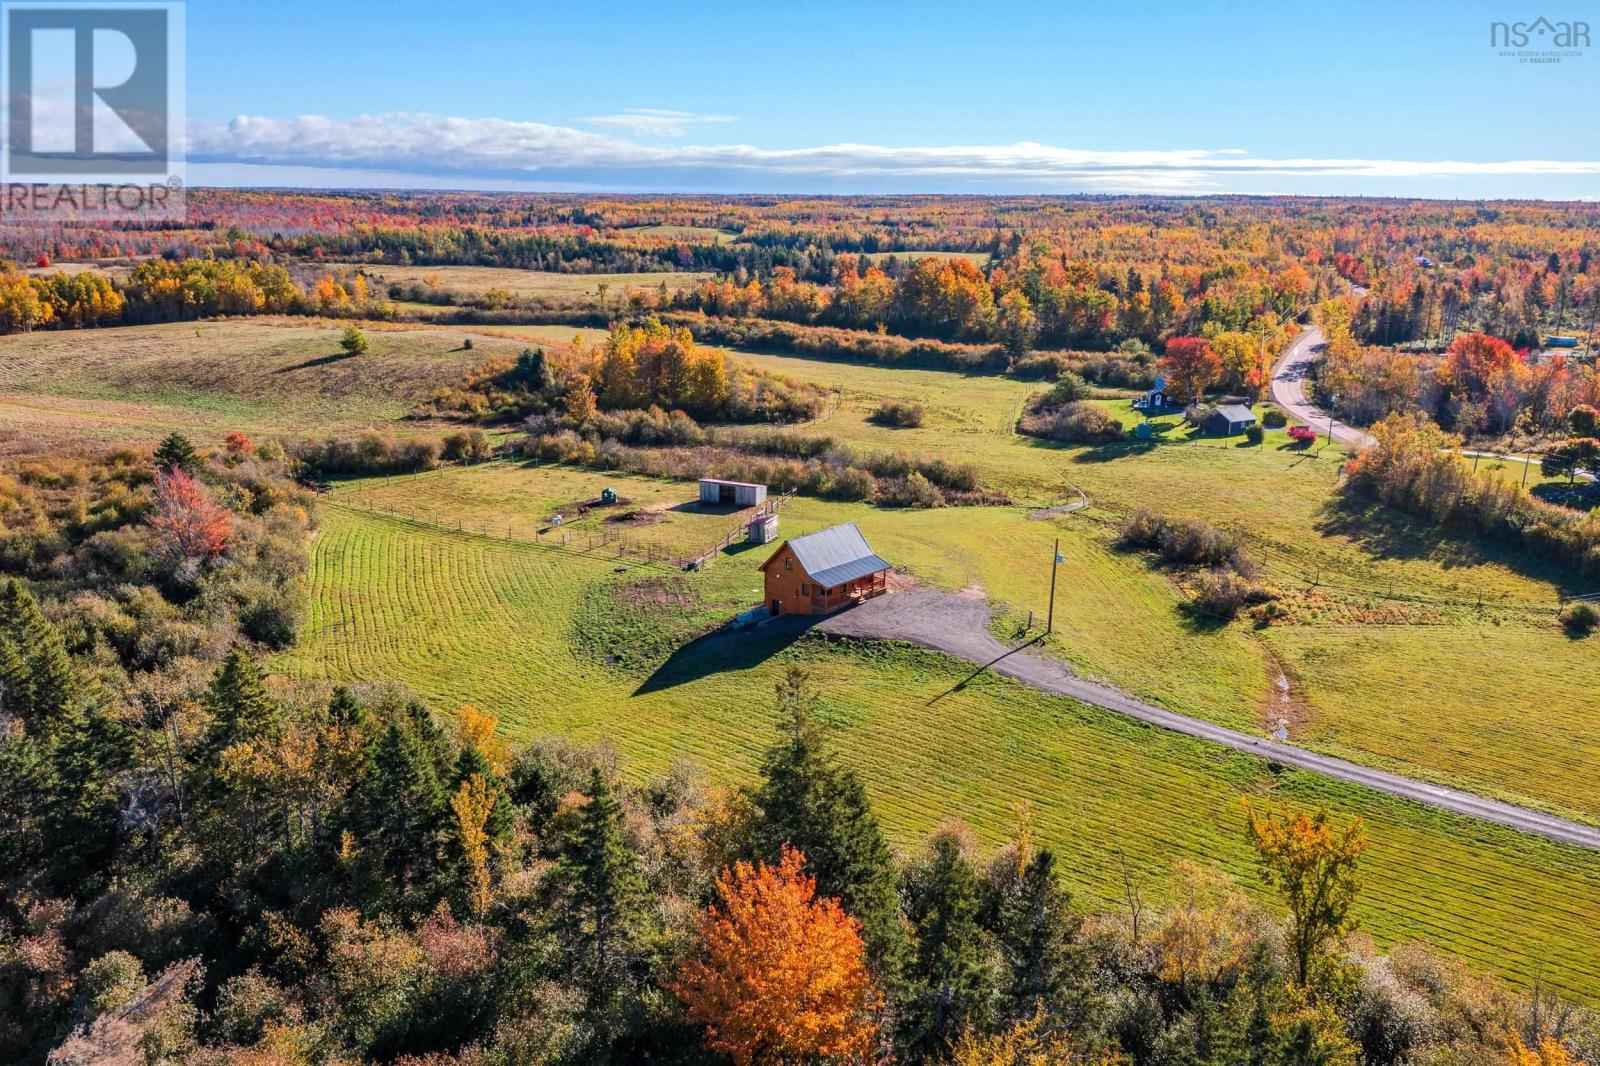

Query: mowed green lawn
left=714, top=348, right=1600, bottom=824
left=280, top=503, right=1600, bottom=1000
left=0, top=318, right=530, bottom=451
left=331, top=463, right=753, bottom=559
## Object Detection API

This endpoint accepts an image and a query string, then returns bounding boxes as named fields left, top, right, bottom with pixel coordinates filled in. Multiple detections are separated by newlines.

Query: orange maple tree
left=1159, top=336, right=1222, bottom=404
left=673, top=846, right=881, bottom=1065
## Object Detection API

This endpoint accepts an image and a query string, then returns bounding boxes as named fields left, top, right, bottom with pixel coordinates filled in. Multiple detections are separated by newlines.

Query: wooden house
left=759, top=522, right=890, bottom=616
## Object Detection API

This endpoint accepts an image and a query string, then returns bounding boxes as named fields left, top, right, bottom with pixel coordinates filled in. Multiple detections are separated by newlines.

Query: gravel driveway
left=818, top=587, right=1600, bottom=851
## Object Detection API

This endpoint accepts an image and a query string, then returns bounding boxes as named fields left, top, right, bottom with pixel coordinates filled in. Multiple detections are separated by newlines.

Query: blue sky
left=179, top=0, right=1600, bottom=198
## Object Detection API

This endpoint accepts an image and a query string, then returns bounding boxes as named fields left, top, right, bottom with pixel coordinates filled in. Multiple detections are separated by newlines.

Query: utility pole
left=1046, top=538, right=1063, bottom=635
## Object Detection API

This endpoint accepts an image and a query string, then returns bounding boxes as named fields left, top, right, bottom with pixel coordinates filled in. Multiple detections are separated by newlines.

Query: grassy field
left=279, top=502, right=1600, bottom=999
left=717, top=348, right=1600, bottom=825
left=617, top=224, right=739, bottom=244
left=330, top=264, right=714, bottom=302
left=0, top=318, right=531, bottom=453
left=12, top=316, right=1600, bottom=997
left=331, top=463, right=755, bottom=560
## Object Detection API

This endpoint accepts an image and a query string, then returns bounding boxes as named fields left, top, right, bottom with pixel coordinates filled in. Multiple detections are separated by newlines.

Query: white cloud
left=184, top=111, right=1600, bottom=194
left=580, top=108, right=736, bottom=137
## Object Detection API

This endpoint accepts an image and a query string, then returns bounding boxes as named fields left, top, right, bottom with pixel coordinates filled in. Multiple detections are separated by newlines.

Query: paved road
left=1270, top=326, right=1375, bottom=451
left=819, top=587, right=1600, bottom=851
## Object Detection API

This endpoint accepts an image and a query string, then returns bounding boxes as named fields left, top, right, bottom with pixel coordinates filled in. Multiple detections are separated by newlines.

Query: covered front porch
left=809, top=569, right=889, bottom=614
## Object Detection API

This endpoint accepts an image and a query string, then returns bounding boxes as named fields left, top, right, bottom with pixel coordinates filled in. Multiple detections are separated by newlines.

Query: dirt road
left=819, top=587, right=1600, bottom=851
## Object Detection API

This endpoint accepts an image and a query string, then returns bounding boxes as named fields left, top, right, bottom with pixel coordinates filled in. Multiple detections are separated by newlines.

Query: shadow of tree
left=1315, top=493, right=1594, bottom=594
left=275, top=350, right=358, bottom=373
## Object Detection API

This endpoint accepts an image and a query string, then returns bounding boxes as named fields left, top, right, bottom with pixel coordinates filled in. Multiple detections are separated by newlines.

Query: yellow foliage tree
left=1245, top=804, right=1368, bottom=988
left=451, top=773, right=496, bottom=919
left=673, top=846, right=881, bottom=1065
left=1508, top=1035, right=1588, bottom=1066
left=454, top=703, right=510, bottom=777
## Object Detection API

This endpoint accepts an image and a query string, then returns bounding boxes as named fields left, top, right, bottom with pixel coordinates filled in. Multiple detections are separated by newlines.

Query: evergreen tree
left=346, top=707, right=449, bottom=907
left=552, top=768, right=652, bottom=986
left=0, top=578, right=79, bottom=736
left=453, top=742, right=513, bottom=843
left=196, top=648, right=280, bottom=766
left=0, top=732, right=51, bottom=873
left=992, top=848, right=1087, bottom=1027
left=42, top=698, right=131, bottom=889
left=327, top=686, right=364, bottom=728
left=510, top=347, right=550, bottom=392
left=154, top=431, right=199, bottom=472
left=901, top=829, right=994, bottom=1057
left=751, top=668, right=904, bottom=976
left=547, top=768, right=656, bottom=1046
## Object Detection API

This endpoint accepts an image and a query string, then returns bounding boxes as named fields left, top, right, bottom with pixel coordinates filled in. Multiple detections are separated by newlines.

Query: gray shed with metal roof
left=1199, top=404, right=1258, bottom=436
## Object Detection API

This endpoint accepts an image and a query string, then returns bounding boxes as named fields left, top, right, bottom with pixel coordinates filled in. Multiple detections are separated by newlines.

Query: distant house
left=760, top=522, right=890, bottom=616
left=1198, top=404, right=1258, bottom=436
left=1133, top=375, right=1177, bottom=413
left=699, top=477, right=767, bottom=507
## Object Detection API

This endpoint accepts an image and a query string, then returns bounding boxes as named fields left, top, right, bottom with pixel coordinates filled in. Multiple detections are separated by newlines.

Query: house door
left=771, top=599, right=780, bottom=615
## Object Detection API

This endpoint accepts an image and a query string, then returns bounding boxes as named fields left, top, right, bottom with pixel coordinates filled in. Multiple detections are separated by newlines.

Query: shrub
left=1116, top=509, right=1165, bottom=551
left=1040, top=371, right=1092, bottom=407
left=1245, top=424, right=1265, bottom=445
left=1287, top=425, right=1318, bottom=445
left=1189, top=569, right=1268, bottom=619
left=1043, top=402, right=1124, bottom=444
left=830, top=467, right=876, bottom=501
left=1262, top=407, right=1288, bottom=428
left=236, top=582, right=304, bottom=649
left=1561, top=601, right=1599, bottom=635
left=879, top=471, right=942, bottom=508
left=870, top=400, right=926, bottom=428
left=291, top=431, right=442, bottom=476
left=442, top=429, right=494, bottom=463
left=1117, top=509, right=1255, bottom=575
left=1569, top=403, right=1600, bottom=437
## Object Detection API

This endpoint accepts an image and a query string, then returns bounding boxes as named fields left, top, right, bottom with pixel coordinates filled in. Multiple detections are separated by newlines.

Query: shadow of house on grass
left=633, top=615, right=817, bottom=695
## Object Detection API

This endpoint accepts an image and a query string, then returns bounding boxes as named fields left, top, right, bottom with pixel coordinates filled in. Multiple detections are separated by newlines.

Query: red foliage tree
left=148, top=469, right=232, bottom=563
left=1438, top=332, right=1521, bottom=400
left=1160, top=336, right=1222, bottom=404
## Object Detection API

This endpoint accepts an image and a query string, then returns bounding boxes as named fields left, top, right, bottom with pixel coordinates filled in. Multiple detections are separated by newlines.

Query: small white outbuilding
left=698, top=478, right=768, bottom=507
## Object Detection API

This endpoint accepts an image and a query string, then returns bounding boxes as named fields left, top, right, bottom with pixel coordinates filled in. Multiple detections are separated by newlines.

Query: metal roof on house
left=1213, top=404, right=1257, bottom=424
left=772, top=522, right=891, bottom=588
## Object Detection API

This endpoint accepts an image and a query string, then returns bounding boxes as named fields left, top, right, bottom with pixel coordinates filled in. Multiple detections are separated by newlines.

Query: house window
left=801, top=583, right=809, bottom=595
left=784, top=556, right=793, bottom=571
